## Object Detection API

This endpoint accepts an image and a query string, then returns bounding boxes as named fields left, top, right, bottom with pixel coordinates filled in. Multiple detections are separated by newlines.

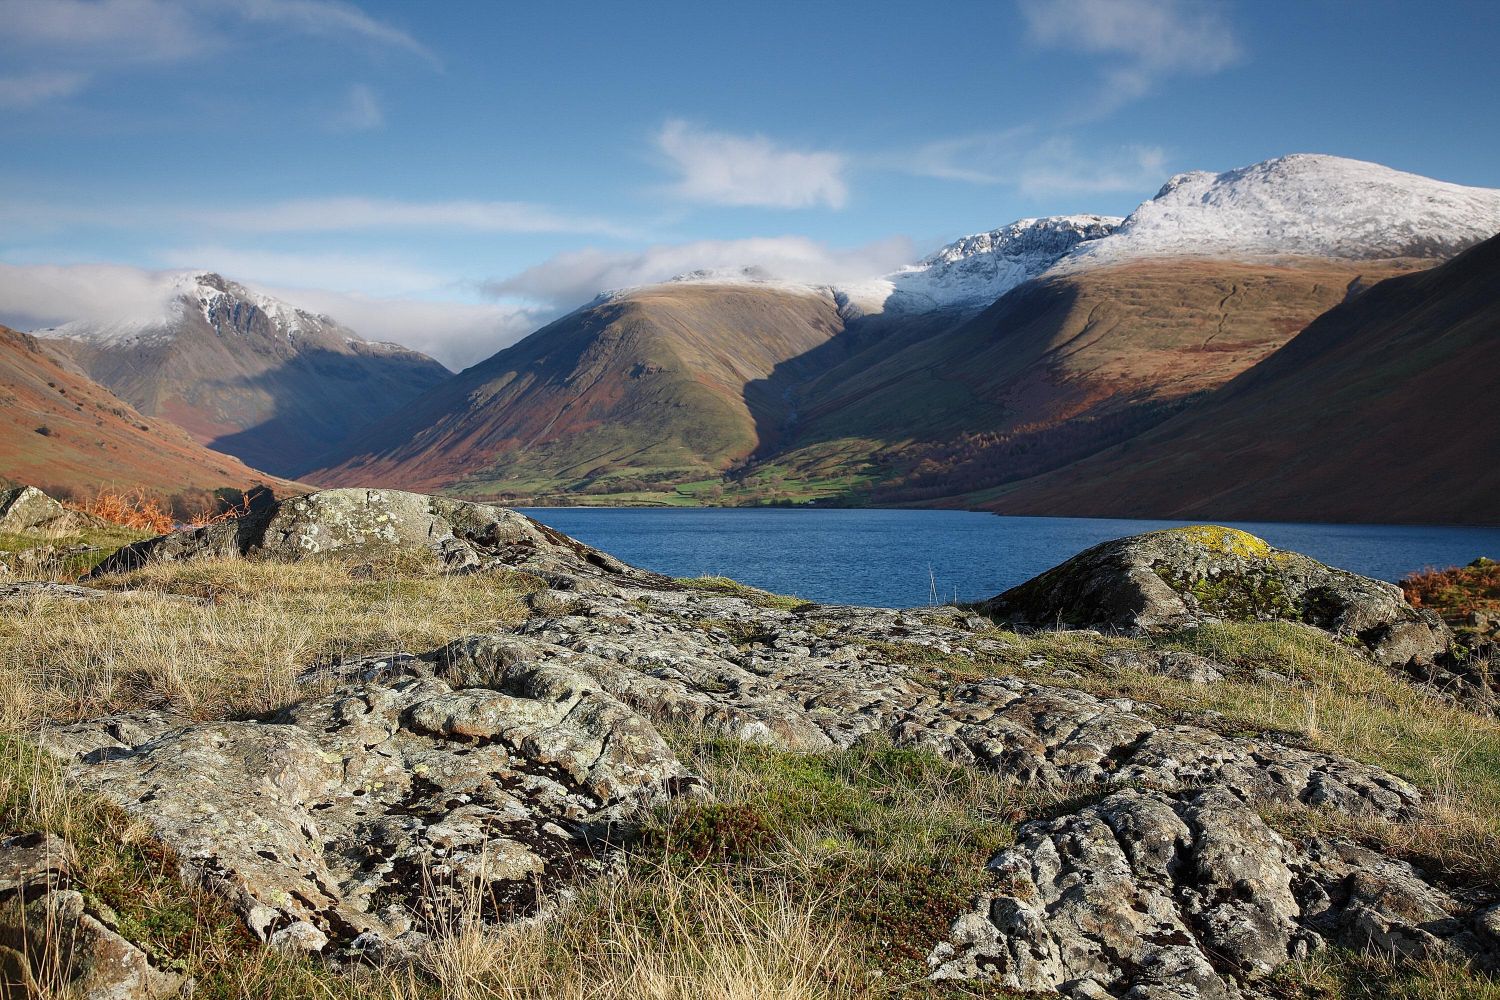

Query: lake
left=521, top=507, right=1500, bottom=609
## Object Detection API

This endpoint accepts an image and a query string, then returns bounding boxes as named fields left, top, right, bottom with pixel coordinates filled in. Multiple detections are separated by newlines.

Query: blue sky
left=2, top=0, right=1497, bottom=367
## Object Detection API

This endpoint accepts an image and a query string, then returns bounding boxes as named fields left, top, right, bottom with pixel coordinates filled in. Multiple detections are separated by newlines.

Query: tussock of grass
left=676, top=575, right=815, bottom=611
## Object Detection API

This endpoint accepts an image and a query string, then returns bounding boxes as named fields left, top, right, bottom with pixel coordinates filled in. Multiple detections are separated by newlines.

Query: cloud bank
left=0, top=261, right=538, bottom=371
left=484, top=235, right=914, bottom=309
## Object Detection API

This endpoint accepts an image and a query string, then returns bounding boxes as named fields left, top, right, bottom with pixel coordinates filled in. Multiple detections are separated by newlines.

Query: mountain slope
left=37, top=273, right=451, bottom=477
left=760, top=255, right=1419, bottom=501
left=0, top=323, right=292, bottom=497
left=980, top=232, right=1500, bottom=524
left=311, top=284, right=858, bottom=496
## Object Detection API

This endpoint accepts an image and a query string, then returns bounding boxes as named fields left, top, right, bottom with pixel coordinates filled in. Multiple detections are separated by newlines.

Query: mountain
left=36, top=272, right=451, bottom=477
left=1067, top=153, right=1500, bottom=264
left=312, top=283, right=859, bottom=496
left=0, top=323, right=292, bottom=498
left=975, top=231, right=1500, bottom=524
left=310, top=154, right=1500, bottom=512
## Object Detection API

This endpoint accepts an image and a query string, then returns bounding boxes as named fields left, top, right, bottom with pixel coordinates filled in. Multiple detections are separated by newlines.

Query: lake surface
left=521, top=508, right=1500, bottom=609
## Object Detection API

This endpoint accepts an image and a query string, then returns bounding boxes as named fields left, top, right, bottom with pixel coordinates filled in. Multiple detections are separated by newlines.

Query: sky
left=1, top=0, right=1498, bottom=369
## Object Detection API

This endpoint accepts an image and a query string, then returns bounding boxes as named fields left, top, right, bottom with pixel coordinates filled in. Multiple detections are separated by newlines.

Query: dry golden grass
left=0, top=552, right=533, bottom=725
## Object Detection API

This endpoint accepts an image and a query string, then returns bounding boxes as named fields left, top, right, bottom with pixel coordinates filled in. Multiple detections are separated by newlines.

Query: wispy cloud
left=657, top=120, right=850, bottom=210
left=193, top=197, right=634, bottom=237
left=896, top=131, right=1168, bottom=197
left=0, top=194, right=635, bottom=239
left=1019, top=0, right=1241, bottom=116
left=0, top=72, right=90, bottom=109
left=229, top=0, right=437, bottom=66
left=0, top=0, right=436, bottom=109
left=485, top=235, right=914, bottom=309
left=157, top=246, right=444, bottom=295
left=329, top=83, right=384, bottom=131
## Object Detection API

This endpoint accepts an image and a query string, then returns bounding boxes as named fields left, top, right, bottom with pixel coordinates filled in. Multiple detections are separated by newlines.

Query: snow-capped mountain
left=875, top=214, right=1120, bottom=313
left=34, top=271, right=451, bottom=476
left=41, top=271, right=369, bottom=351
left=651, top=216, right=1121, bottom=317
left=1066, top=154, right=1500, bottom=265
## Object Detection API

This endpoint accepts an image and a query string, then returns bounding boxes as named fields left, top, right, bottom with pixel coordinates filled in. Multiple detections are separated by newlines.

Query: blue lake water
left=521, top=507, right=1500, bottom=609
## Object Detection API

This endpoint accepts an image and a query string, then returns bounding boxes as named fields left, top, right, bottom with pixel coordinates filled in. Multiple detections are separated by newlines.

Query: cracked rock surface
left=46, top=658, right=692, bottom=956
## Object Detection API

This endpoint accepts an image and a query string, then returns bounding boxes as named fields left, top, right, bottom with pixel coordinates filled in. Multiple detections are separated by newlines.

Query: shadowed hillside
left=980, top=232, right=1500, bottom=524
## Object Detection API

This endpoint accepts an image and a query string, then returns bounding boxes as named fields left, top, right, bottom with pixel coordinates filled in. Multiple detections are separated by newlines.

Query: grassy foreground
left=1, top=542, right=1498, bottom=997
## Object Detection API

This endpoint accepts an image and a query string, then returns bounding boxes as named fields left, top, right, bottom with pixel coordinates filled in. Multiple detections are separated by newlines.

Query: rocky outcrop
left=0, top=833, right=183, bottom=999
left=930, top=787, right=1500, bottom=997
left=979, top=525, right=1451, bottom=669
left=0, top=485, right=94, bottom=535
left=93, top=488, right=665, bottom=589
left=45, top=656, right=693, bottom=956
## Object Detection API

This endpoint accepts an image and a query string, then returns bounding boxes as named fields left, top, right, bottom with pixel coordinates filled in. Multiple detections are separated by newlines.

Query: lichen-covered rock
left=92, top=488, right=665, bottom=589
left=0, top=832, right=183, bottom=999
left=0, top=485, right=93, bottom=534
left=44, top=659, right=694, bottom=954
left=980, top=525, right=1451, bottom=668
left=929, top=788, right=1499, bottom=997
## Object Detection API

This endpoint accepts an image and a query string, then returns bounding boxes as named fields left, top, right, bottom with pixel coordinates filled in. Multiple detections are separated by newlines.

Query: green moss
left=1152, top=560, right=1302, bottom=621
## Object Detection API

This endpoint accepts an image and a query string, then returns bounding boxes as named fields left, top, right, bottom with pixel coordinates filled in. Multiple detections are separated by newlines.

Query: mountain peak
left=1073, top=153, right=1500, bottom=264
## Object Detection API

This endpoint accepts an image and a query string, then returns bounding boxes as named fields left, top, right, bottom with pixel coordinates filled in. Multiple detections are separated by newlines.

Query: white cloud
left=0, top=262, right=189, bottom=327
left=1020, top=0, right=1241, bottom=114
left=193, top=197, right=631, bottom=237
left=0, top=72, right=90, bottom=109
left=258, top=288, right=543, bottom=370
left=329, top=83, right=383, bottom=131
left=0, top=260, right=537, bottom=370
left=0, top=195, right=634, bottom=240
left=656, top=120, right=850, bottom=209
left=485, top=235, right=914, bottom=309
left=3, top=0, right=209, bottom=62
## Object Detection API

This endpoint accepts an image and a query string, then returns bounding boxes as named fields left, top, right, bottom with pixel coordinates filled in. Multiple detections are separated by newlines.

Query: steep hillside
left=311, top=284, right=858, bottom=497
left=37, top=272, right=450, bottom=477
left=759, top=255, right=1419, bottom=502
left=0, top=323, right=292, bottom=497
left=981, top=232, right=1500, bottom=524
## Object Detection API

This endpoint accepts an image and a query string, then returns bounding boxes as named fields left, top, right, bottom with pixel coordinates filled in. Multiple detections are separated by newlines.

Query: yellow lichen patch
left=1161, top=525, right=1272, bottom=559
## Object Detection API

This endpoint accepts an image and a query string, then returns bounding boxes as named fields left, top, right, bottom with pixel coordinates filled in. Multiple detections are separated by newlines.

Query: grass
left=0, top=550, right=534, bottom=725
left=0, top=524, right=153, bottom=577
left=676, top=575, right=816, bottom=611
